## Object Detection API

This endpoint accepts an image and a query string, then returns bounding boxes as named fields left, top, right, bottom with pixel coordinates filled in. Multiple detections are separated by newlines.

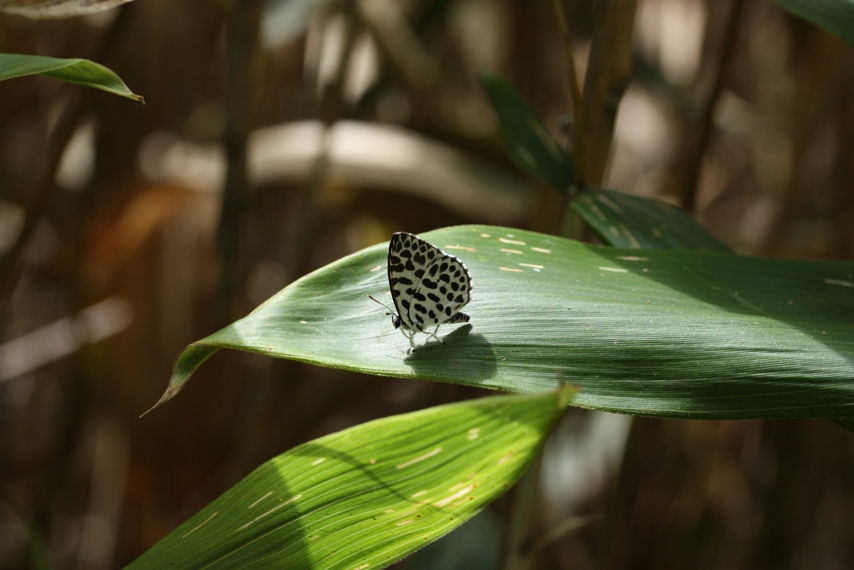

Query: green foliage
left=129, top=389, right=572, bottom=569
left=153, top=225, right=854, bottom=421
left=0, top=53, right=142, bottom=101
left=138, top=11, right=854, bottom=564
left=572, top=187, right=731, bottom=252
left=481, top=74, right=575, bottom=194
left=774, top=0, right=854, bottom=47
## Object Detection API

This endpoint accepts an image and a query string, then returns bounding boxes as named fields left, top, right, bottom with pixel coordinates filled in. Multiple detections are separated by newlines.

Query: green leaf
left=149, top=225, right=854, bottom=421
left=481, top=75, right=575, bottom=194
left=130, top=388, right=572, bottom=569
left=0, top=53, right=143, bottom=101
left=773, top=0, right=854, bottom=47
left=571, top=187, right=731, bottom=252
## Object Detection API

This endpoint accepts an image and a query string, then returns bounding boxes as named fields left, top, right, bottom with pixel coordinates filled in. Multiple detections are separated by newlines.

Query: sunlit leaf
left=130, top=388, right=573, bottom=569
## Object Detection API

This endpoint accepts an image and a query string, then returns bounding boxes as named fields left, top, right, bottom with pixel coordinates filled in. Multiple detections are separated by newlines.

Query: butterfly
left=370, top=232, right=472, bottom=350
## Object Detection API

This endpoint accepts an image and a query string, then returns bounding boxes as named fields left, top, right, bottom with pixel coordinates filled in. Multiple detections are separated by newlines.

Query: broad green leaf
left=130, top=388, right=572, bottom=569
left=572, top=187, right=731, bottom=252
left=773, top=0, right=854, bottom=47
left=0, top=54, right=143, bottom=101
left=481, top=75, right=575, bottom=194
left=150, top=225, right=854, bottom=421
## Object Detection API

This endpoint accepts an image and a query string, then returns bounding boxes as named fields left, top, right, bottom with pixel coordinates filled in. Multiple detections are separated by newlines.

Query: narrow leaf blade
left=129, top=389, right=572, bottom=569
left=151, top=225, right=854, bottom=421
left=0, top=53, right=143, bottom=101
left=571, top=187, right=730, bottom=251
left=481, top=75, right=575, bottom=193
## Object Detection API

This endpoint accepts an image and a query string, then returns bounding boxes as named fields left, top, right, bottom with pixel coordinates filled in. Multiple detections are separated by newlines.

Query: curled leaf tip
left=139, top=384, right=180, bottom=418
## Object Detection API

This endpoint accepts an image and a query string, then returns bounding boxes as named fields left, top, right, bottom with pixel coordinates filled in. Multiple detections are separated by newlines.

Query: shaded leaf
left=773, top=0, right=854, bottom=47
left=150, top=225, right=854, bottom=421
left=481, top=75, right=575, bottom=194
left=0, top=53, right=143, bottom=101
left=572, top=187, right=730, bottom=252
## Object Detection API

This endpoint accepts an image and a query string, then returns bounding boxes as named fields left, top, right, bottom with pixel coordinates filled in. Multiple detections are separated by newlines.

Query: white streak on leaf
left=182, top=511, right=219, bottom=538
left=248, top=492, right=273, bottom=509
left=237, top=495, right=301, bottom=531
left=434, top=485, right=473, bottom=507
left=396, top=448, right=442, bottom=469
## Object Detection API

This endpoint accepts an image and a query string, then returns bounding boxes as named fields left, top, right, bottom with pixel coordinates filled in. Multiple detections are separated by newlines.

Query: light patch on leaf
left=396, top=447, right=442, bottom=469
left=434, top=485, right=473, bottom=507
left=825, top=279, right=854, bottom=289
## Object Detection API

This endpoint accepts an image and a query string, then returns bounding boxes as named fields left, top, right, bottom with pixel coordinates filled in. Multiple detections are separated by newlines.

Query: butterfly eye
left=392, top=315, right=401, bottom=329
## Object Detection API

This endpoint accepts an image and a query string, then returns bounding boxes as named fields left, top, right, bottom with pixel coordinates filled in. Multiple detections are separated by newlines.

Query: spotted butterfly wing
left=386, top=232, right=472, bottom=348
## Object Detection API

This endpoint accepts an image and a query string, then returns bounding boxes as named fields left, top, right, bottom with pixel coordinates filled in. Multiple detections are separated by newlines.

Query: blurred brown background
left=1, top=0, right=853, bottom=568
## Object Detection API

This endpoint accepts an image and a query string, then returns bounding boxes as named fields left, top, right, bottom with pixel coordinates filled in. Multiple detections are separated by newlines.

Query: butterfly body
left=375, top=232, right=472, bottom=350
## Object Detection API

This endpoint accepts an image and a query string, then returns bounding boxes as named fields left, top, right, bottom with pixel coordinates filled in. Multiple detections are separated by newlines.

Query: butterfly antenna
left=367, top=294, right=396, bottom=315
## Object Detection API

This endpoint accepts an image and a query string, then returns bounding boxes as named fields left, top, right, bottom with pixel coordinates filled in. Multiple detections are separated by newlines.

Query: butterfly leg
left=399, top=328, right=416, bottom=351
left=426, top=325, right=444, bottom=344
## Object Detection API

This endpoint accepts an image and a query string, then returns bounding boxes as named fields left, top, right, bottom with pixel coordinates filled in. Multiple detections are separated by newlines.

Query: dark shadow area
left=585, top=245, right=854, bottom=364
left=404, top=326, right=499, bottom=386
left=573, top=244, right=854, bottom=420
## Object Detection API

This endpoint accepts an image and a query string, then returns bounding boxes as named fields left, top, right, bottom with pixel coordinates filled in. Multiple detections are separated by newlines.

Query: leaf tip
left=139, top=383, right=180, bottom=418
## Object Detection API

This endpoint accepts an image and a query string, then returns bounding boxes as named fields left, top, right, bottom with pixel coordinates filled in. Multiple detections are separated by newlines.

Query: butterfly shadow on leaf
left=403, top=325, right=498, bottom=384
